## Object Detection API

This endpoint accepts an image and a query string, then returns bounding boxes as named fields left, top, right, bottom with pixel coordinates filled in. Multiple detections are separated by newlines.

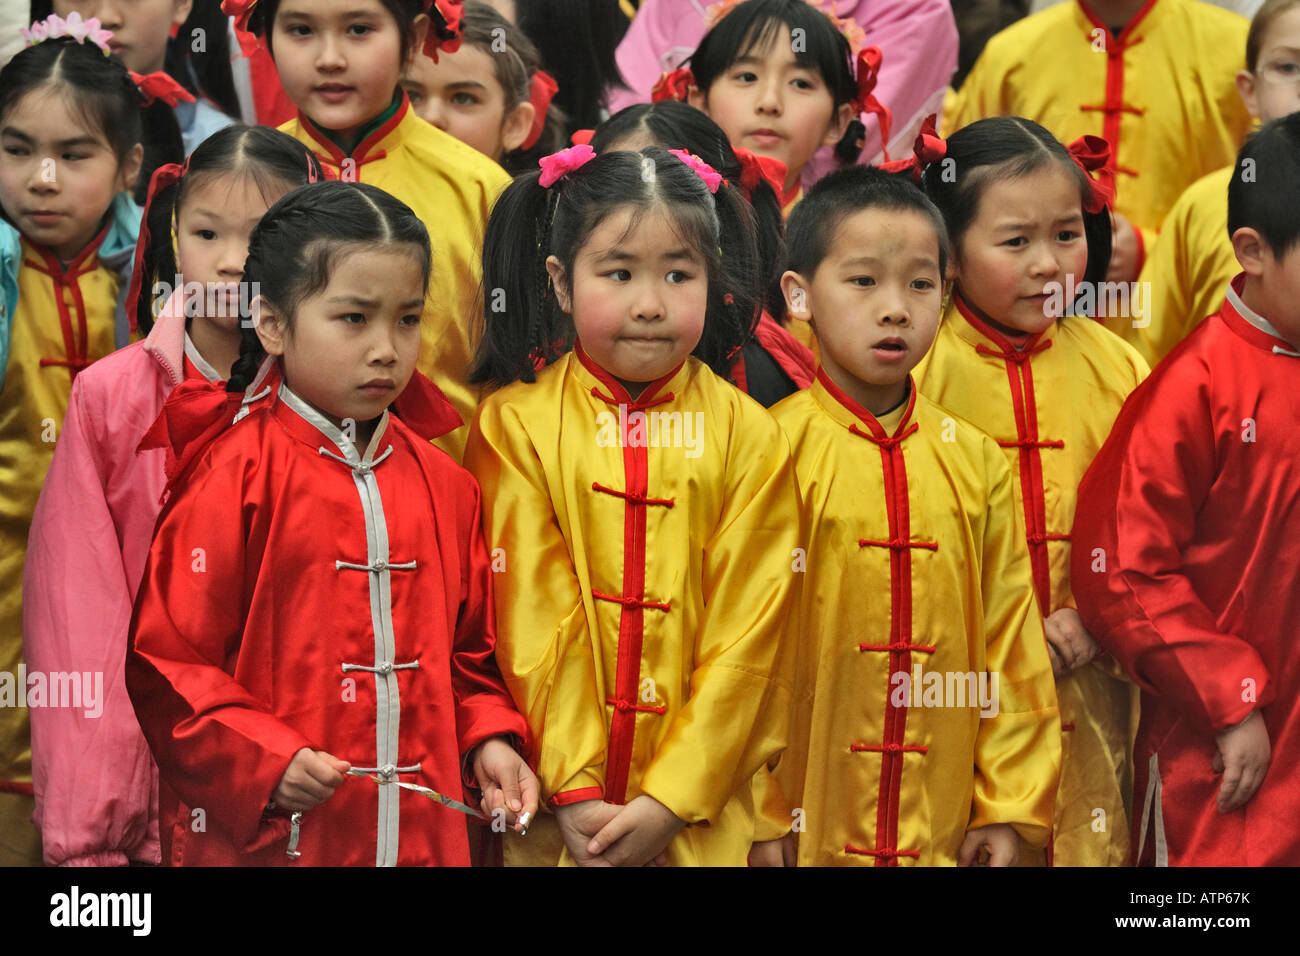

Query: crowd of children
left=1, top=0, right=1295, bottom=868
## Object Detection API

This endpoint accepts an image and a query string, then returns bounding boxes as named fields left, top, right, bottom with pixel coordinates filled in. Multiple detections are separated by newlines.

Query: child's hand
left=1044, top=608, right=1100, bottom=677
left=1212, top=710, right=1271, bottom=813
left=586, top=794, right=685, bottom=867
left=748, top=832, right=796, bottom=867
left=957, top=823, right=1019, bottom=866
left=272, top=748, right=349, bottom=812
left=1107, top=213, right=1141, bottom=285
left=470, top=736, right=540, bottom=834
left=554, top=798, right=623, bottom=866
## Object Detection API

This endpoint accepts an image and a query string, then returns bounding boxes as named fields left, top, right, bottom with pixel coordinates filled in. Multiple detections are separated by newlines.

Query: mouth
left=26, top=210, right=65, bottom=226
left=871, top=337, right=909, bottom=361
left=747, top=128, right=784, bottom=146
left=359, top=379, right=397, bottom=395
left=315, top=83, right=355, bottom=102
left=108, top=42, right=127, bottom=57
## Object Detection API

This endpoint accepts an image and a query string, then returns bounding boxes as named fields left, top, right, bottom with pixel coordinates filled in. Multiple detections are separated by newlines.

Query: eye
left=285, top=23, right=311, bottom=37
left=1056, top=229, right=1081, bottom=242
left=604, top=269, right=631, bottom=282
left=851, top=276, right=876, bottom=287
left=400, top=313, right=421, bottom=327
left=451, top=92, right=479, bottom=107
left=1003, top=236, right=1027, bottom=248
left=3, top=145, right=31, bottom=157
left=791, top=76, right=816, bottom=91
left=61, top=152, right=89, bottom=161
left=196, top=229, right=217, bottom=241
left=666, top=269, right=693, bottom=283
left=348, top=23, right=374, bottom=36
left=912, top=278, right=935, bottom=291
left=732, top=70, right=758, bottom=83
left=339, top=313, right=365, bottom=324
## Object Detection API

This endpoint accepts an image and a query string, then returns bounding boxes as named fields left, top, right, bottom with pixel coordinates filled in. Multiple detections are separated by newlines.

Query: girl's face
left=401, top=44, right=533, bottom=161
left=272, top=0, right=419, bottom=141
left=547, top=205, right=708, bottom=395
left=689, top=28, right=851, bottom=194
left=953, top=164, right=1089, bottom=337
left=1237, top=6, right=1300, bottom=124
left=0, top=85, right=141, bottom=260
left=255, top=245, right=425, bottom=429
left=176, top=172, right=287, bottom=326
left=54, top=0, right=193, bottom=74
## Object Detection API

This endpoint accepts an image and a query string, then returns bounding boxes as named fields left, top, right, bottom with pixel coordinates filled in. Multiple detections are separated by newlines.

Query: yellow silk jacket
left=464, top=345, right=800, bottom=866
left=913, top=296, right=1149, bottom=865
left=1125, top=165, right=1238, bottom=367
left=1, top=232, right=120, bottom=794
left=772, top=370, right=1060, bottom=866
left=946, top=0, right=1251, bottom=243
left=281, top=93, right=510, bottom=461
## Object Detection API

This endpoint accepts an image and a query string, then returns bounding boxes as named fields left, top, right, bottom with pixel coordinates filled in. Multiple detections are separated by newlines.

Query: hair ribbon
left=1067, top=135, right=1115, bottom=214
left=521, top=70, right=559, bottom=151
left=879, top=113, right=945, bottom=183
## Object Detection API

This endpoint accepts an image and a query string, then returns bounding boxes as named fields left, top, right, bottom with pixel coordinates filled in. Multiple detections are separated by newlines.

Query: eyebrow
left=445, top=81, right=488, bottom=91
left=1, top=128, right=102, bottom=150
left=280, top=7, right=378, bottom=20
left=593, top=248, right=699, bottom=263
left=840, top=255, right=939, bottom=270
left=327, top=295, right=425, bottom=310
left=187, top=208, right=264, bottom=227
left=995, top=214, right=1084, bottom=230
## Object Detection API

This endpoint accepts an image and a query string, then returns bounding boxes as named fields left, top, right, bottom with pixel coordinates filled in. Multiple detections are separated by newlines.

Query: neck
left=1083, top=0, right=1150, bottom=30
left=826, top=362, right=910, bottom=418
left=186, top=316, right=242, bottom=380
left=960, top=294, right=1034, bottom=345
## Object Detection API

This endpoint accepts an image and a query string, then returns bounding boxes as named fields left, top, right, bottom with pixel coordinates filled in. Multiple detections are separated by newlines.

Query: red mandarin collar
left=951, top=291, right=1053, bottom=356
left=1220, top=273, right=1300, bottom=356
left=22, top=219, right=111, bottom=279
left=298, top=91, right=411, bottom=171
left=574, top=339, right=685, bottom=409
left=813, top=366, right=918, bottom=441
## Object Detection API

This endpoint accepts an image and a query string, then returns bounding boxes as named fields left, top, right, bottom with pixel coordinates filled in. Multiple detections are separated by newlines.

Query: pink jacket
left=23, top=290, right=267, bottom=866
left=609, top=0, right=958, bottom=186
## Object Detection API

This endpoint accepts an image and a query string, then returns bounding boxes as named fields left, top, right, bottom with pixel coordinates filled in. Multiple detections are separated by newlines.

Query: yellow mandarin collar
left=570, top=339, right=692, bottom=408
left=1073, top=0, right=1164, bottom=43
left=948, top=291, right=1060, bottom=357
left=297, top=90, right=411, bottom=172
left=810, top=366, right=919, bottom=441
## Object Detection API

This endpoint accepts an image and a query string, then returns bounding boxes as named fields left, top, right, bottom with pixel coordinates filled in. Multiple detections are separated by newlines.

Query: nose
left=367, top=322, right=400, bottom=366
left=1028, top=240, right=1060, bottom=279
left=632, top=279, right=666, bottom=322
left=91, top=2, right=124, bottom=29
left=217, top=238, right=246, bottom=279
left=316, top=31, right=347, bottom=71
left=877, top=285, right=911, bottom=326
left=27, top=158, right=59, bottom=194
left=421, top=98, right=448, bottom=131
left=755, top=74, right=783, bottom=116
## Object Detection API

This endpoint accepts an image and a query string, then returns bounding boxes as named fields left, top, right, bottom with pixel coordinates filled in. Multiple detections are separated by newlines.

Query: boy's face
left=782, top=207, right=943, bottom=415
left=1242, top=233, right=1300, bottom=346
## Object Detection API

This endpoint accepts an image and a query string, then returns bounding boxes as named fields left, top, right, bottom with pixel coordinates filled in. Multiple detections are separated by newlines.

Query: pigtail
left=1081, top=206, right=1113, bottom=293
left=696, top=178, right=763, bottom=376
left=835, top=117, right=867, bottom=166
left=134, top=99, right=185, bottom=207
left=471, top=171, right=567, bottom=390
left=135, top=176, right=184, bottom=335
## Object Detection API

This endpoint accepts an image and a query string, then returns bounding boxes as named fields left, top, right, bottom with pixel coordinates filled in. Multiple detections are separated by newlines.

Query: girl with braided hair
left=25, top=124, right=321, bottom=867
left=464, top=146, right=800, bottom=866
left=125, top=180, right=535, bottom=866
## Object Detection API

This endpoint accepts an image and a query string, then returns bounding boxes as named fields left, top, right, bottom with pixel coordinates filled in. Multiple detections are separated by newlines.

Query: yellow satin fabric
left=280, top=110, right=510, bottom=461
left=771, top=377, right=1060, bottom=865
left=464, top=352, right=800, bottom=866
left=0, top=242, right=119, bottom=810
left=1124, top=165, right=1238, bottom=367
left=946, top=0, right=1251, bottom=235
left=913, top=304, right=1148, bottom=865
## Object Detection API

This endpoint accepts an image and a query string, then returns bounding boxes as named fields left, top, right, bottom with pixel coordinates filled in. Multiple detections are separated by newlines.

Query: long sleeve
left=1071, top=360, right=1272, bottom=736
left=24, top=376, right=155, bottom=866
left=125, top=454, right=314, bottom=852
left=970, top=443, right=1061, bottom=847
left=637, top=416, right=799, bottom=824
left=463, top=404, right=608, bottom=804
left=450, top=476, right=530, bottom=769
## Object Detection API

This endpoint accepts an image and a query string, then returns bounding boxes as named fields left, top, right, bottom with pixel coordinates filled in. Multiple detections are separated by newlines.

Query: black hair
left=227, top=181, right=432, bottom=393
left=687, top=0, right=863, bottom=166
left=1228, top=112, right=1300, bottom=255
left=785, top=164, right=949, bottom=281
left=171, top=0, right=242, bottom=120
left=449, top=1, right=566, bottom=174
left=516, top=0, right=630, bottom=138
left=135, top=124, right=325, bottom=334
left=0, top=35, right=183, bottom=210
left=243, top=0, right=435, bottom=67
left=472, top=146, right=762, bottom=390
left=591, top=101, right=784, bottom=316
left=923, top=116, right=1112, bottom=291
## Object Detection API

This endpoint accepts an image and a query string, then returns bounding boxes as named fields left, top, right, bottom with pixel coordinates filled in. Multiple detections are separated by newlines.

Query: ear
left=686, top=85, right=707, bottom=113
left=117, top=143, right=145, bottom=195
left=1231, top=226, right=1268, bottom=277
left=173, top=0, right=195, bottom=29
left=500, top=101, right=536, bottom=154
left=780, top=270, right=812, bottom=322
left=410, top=13, right=432, bottom=64
left=252, top=296, right=289, bottom=356
left=545, top=255, right=572, bottom=313
left=823, top=101, right=855, bottom=147
left=1236, top=68, right=1261, bottom=119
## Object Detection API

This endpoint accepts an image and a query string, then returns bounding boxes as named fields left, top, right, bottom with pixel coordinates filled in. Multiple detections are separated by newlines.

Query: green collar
left=315, top=88, right=403, bottom=154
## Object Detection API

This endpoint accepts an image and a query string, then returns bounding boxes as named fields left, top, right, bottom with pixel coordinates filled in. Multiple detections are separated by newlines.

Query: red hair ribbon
left=669, top=148, right=723, bottom=193
left=733, top=147, right=786, bottom=200
left=138, top=377, right=248, bottom=487
left=423, top=0, right=463, bottom=62
left=1067, top=135, right=1114, bottom=214
left=125, top=161, right=188, bottom=333
left=651, top=67, right=694, bottom=103
left=130, top=70, right=197, bottom=107
left=570, top=128, right=594, bottom=146
left=879, top=113, right=945, bottom=183
left=221, top=0, right=260, bottom=57
left=538, top=143, right=596, bottom=187
left=521, top=70, right=559, bottom=151
left=852, top=46, right=892, bottom=162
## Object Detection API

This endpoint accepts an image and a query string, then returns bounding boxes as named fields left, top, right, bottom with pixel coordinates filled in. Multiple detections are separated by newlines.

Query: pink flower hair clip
left=538, top=144, right=597, bottom=188
left=21, top=13, right=114, bottom=55
left=669, top=149, right=723, bottom=194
